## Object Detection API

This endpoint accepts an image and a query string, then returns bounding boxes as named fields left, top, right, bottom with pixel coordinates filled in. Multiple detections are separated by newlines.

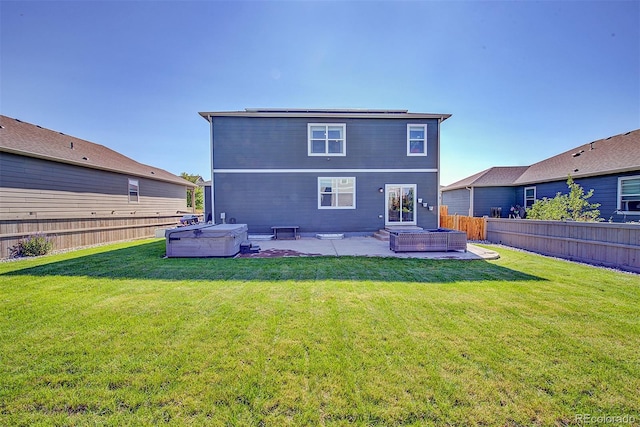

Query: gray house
left=0, top=115, right=196, bottom=256
left=441, top=129, right=640, bottom=222
left=199, top=108, right=451, bottom=235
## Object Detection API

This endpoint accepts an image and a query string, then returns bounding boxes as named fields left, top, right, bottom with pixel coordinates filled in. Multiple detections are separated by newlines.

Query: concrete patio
left=240, top=236, right=500, bottom=260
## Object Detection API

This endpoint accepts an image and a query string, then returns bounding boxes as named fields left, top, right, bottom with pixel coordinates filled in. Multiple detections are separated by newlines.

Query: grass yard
left=0, top=239, right=638, bottom=426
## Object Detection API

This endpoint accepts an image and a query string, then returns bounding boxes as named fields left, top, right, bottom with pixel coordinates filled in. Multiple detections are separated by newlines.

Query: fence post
left=482, top=217, right=487, bottom=240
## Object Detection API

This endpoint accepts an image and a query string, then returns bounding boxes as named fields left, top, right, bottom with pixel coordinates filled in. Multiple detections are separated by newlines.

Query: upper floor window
left=619, top=176, right=640, bottom=213
left=524, top=186, right=536, bottom=208
left=308, top=124, right=346, bottom=156
left=128, top=178, right=139, bottom=203
left=318, top=177, right=355, bottom=209
left=407, top=124, right=427, bottom=156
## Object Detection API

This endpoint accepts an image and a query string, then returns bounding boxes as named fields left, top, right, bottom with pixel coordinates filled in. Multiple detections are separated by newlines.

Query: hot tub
left=165, top=224, right=248, bottom=257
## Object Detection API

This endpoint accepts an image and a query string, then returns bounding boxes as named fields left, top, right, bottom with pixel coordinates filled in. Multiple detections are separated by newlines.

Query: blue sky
left=1, top=0, right=638, bottom=185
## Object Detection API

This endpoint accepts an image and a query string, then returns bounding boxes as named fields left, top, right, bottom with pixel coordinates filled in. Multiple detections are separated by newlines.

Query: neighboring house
left=199, top=108, right=451, bottom=234
left=441, top=129, right=640, bottom=222
left=0, top=115, right=196, bottom=256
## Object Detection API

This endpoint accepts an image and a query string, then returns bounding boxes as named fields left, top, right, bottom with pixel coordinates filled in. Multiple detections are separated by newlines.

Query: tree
left=180, top=173, right=204, bottom=211
left=526, top=176, right=602, bottom=221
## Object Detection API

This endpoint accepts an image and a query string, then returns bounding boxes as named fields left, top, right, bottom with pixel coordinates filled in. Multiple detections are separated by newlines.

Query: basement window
left=128, top=179, right=139, bottom=203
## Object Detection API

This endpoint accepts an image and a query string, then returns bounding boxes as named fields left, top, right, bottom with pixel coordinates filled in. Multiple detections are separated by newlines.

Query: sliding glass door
left=385, top=184, right=416, bottom=226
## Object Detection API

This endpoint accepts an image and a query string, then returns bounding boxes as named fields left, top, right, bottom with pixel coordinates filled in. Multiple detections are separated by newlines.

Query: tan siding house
left=0, top=115, right=196, bottom=257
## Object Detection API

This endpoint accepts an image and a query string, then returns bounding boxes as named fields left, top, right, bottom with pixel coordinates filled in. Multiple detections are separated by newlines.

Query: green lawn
left=1, top=239, right=638, bottom=426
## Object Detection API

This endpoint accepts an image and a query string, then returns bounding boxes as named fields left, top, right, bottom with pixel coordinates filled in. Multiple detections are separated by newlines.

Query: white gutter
left=199, top=111, right=452, bottom=121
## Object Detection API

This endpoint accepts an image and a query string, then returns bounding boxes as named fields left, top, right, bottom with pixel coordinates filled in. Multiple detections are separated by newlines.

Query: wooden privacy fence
left=439, top=206, right=487, bottom=241
left=486, top=218, right=640, bottom=274
left=0, top=215, right=183, bottom=259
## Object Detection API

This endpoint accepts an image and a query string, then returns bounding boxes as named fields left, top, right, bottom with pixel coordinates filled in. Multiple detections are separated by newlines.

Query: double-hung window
left=308, top=124, right=346, bottom=156
left=318, top=177, right=355, bottom=209
left=407, top=124, right=427, bottom=156
left=128, top=178, right=139, bottom=203
left=618, top=176, right=640, bottom=213
left=524, top=186, right=536, bottom=208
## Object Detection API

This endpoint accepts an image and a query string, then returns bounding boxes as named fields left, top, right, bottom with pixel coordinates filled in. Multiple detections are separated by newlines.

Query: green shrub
left=11, top=233, right=54, bottom=258
left=526, top=176, right=602, bottom=221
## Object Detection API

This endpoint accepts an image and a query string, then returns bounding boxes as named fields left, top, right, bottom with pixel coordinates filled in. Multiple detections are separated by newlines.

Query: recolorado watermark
left=575, top=413, right=636, bottom=425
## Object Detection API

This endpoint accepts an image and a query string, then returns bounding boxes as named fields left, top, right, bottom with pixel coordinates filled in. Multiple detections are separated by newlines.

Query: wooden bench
left=271, top=226, right=300, bottom=240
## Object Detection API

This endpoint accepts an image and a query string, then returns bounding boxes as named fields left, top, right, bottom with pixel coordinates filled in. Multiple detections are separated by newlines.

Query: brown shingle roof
left=442, top=129, right=640, bottom=190
left=442, top=166, right=530, bottom=190
left=513, top=129, right=640, bottom=184
left=0, top=115, right=195, bottom=187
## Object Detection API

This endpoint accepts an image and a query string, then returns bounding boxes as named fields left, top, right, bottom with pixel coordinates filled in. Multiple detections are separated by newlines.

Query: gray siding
left=214, top=172, right=439, bottom=234
left=0, top=152, right=188, bottom=220
left=518, top=180, right=566, bottom=206
left=473, top=187, right=517, bottom=218
left=212, top=117, right=440, bottom=170
left=443, top=172, right=639, bottom=222
left=441, top=188, right=470, bottom=216
left=210, top=116, right=441, bottom=233
left=517, top=172, right=640, bottom=222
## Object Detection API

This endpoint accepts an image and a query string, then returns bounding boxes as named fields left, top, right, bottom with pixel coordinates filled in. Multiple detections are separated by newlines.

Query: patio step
left=386, top=226, right=424, bottom=231
left=373, top=229, right=390, bottom=241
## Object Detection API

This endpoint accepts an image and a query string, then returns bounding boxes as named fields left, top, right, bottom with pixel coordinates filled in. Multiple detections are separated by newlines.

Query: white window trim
left=407, top=124, right=427, bottom=156
left=128, top=178, right=139, bottom=203
left=385, top=184, right=417, bottom=226
left=618, top=175, right=640, bottom=214
left=308, top=123, right=346, bottom=156
left=317, top=177, right=356, bottom=209
left=524, top=186, right=536, bottom=207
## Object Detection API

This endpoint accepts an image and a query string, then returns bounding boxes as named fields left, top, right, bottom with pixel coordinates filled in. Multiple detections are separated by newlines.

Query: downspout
left=466, top=186, right=474, bottom=217
left=208, top=114, right=215, bottom=224
left=191, top=184, right=196, bottom=214
left=436, top=117, right=441, bottom=227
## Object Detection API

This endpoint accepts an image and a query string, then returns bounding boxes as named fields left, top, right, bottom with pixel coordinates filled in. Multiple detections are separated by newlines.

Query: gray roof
left=443, top=166, right=530, bottom=190
left=0, top=115, right=196, bottom=187
left=199, top=108, right=452, bottom=121
left=442, top=129, right=640, bottom=190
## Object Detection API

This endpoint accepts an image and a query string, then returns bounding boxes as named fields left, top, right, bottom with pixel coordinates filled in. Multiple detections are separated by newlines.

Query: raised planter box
left=389, top=228, right=467, bottom=253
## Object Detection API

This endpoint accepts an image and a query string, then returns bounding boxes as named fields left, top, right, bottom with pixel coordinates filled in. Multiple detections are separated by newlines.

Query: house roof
left=442, top=129, right=640, bottom=190
left=0, top=115, right=196, bottom=187
left=513, top=129, right=640, bottom=185
left=199, top=108, right=452, bottom=121
left=443, top=166, right=530, bottom=190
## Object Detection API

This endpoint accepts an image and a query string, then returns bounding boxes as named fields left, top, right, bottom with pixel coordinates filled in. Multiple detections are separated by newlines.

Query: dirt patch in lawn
left=237, top=249, right=324, bottom=258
